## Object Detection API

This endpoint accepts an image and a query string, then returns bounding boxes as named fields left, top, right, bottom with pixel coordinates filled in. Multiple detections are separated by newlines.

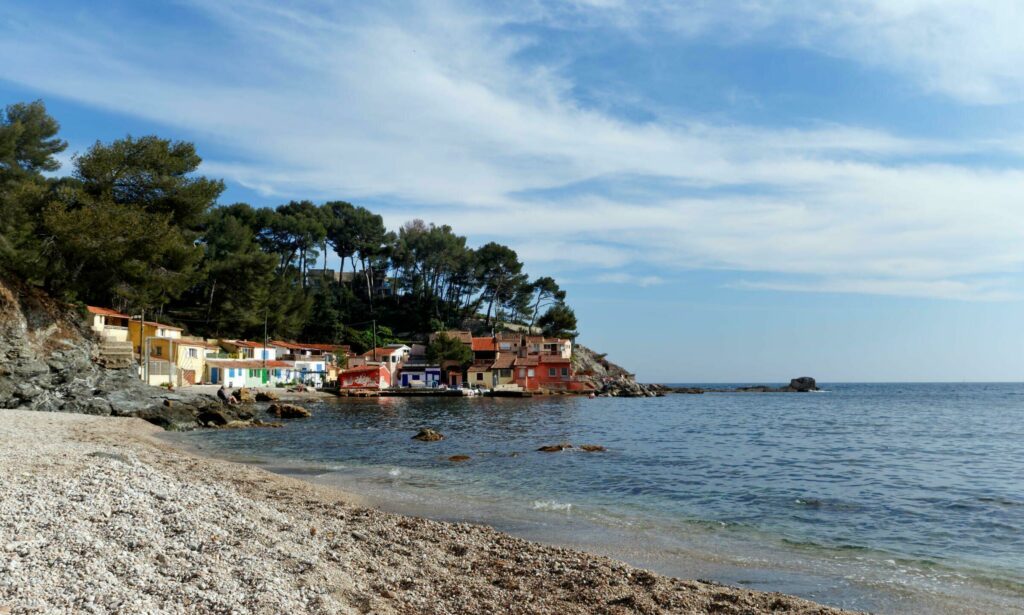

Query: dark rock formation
left=537, top=443, right=572, bottom=452
left=594, top=375, right=663, bottom=398
left=579, top=444, right=606, bottom=452
left=447, top=455, right=471, bottom=462
left=788, top=377, right=818, bottom=392
left=0, top=274, right=254, bottom=431
left=267, top=403, right=311, bottom=418
left=412, top=428, right=444, bottom=442
left=255, top=390, right=279, bottom=402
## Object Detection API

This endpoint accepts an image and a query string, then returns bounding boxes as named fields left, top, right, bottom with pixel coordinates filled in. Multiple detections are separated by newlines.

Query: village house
left=269, top=341, right=349, bottom=388
left=218, top=340, right=276, bottom=361
left=523, top=336, right=572, bottom=359
left=128, top=318, right=183, bottom=357
left=205, top=359, right=297, bottom=388
left=143, top=336, right=220, bottom=387
left=86, top=306, right=131, bottom=342
left=491, top=353, right=517, bottom=389
left=356, top=344, right=410, bottom=380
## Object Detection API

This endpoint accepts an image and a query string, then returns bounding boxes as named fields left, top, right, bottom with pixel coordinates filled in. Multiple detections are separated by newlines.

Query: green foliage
left=0, top=99, right=579, bottom=346
left=426, top=333, right=473, bottom=367
left=538, top=304, right=579, bottom=339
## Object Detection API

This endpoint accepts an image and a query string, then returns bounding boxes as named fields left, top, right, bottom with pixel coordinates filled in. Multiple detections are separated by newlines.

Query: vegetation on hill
left=0, top=100, right=578, bottom=350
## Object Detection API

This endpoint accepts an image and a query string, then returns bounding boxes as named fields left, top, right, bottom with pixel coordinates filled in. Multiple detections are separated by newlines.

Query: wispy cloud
left=1, top=0, right=1023, bottom=301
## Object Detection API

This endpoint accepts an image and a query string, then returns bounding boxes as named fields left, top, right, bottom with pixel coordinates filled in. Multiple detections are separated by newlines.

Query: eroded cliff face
left=0, top=275, right=226, bottom=429
left=572, top=344, right=664, bottom=397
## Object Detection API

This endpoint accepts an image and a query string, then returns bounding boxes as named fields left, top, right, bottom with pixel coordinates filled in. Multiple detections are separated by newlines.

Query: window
left=528, top=368, right=535, bottom=378
left=412, top=374, right=420, bottom=381
left=476, top=372, right=484, bottom=381
left=518, top=368, right=525, bottom=377
left=561, top=367, right=569, bottom=377
left=228, top=368, right=235, bottom=377
left=188, top=348, right=198, bottom=358
left=155, top=346, right=162, bottom=357
left=500, top=343, right=511, bottom=350
left=548, top=368, right=556, bottom=377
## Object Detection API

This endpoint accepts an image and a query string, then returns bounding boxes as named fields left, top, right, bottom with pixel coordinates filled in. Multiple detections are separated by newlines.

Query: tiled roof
left=514, top=357, right=539, bottom=367
left=231, top=340, right=269, bottom=348
left=361, top=347, right=399, bottom=358
left=133, top=320, right=183, bottom=330
left=471, top=337, right=496, bottom=351
left=467, top=364, right=491, bottom=373
left=87, top=306, right=130, bottom=318
left=491, top=354, right=515, bottom=369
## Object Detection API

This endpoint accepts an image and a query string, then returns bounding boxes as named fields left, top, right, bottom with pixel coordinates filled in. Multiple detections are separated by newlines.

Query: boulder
left=267, top=403, right=311, bottom=418
left=412, top=428, right=444, bottom=442
left=788, top=377, right=818, bottom=392
left=537, top=443, right=572, bottom=452
left=197, top=409, right=231, bottom=427
left=255, top=390, right=279, bottom=402
left=233, top=388, right=255, bottom=404
left=579, top=445, right=606, bottom=452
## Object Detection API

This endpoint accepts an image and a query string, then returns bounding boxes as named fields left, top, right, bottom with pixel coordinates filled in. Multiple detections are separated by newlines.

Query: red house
left=339, top=365, right=391, bottom=389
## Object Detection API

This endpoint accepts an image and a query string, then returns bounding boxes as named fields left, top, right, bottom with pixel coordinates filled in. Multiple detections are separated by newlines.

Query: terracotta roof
left=206, top=359, right=292, bottom=369
left=87, top=306, right=130, bottom=318
left=491, top=354, right=515, bottom=369
left=230, top=340, right=269, bottom=349
left=514, top=357, right=538, bottom=367
left=467, top=364, right=491, bottom=373
left=132, top=320, right=183, bottom=330
left=361, top=347, right=399, bottom=358
left=471, top=337, right=496, bottom=352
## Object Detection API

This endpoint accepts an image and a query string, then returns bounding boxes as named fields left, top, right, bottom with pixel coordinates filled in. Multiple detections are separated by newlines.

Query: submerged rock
left=579, top=445, right=606, bottom=452
left=537, top=443, right=572, bottom=452
left=447, top=455, right=471, bottom=462
left=267, top=403, right=311, bottom=418
left=412, top=428, right=444, bottom=442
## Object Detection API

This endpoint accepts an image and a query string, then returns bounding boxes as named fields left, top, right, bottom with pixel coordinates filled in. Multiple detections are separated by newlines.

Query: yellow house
left=128, top=319, right=183, bottom=356
left=467, top=363, right=493, bottom=389
left=491, top=353, right=517, bottom=388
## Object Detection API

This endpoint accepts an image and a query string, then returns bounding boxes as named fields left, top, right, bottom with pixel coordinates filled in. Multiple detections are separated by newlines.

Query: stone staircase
left=97, top=339, right=135, bottom=369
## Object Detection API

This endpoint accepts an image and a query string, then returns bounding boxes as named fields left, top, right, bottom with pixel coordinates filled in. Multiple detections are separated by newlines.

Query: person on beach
left=217, top=385, right=238, bottom=405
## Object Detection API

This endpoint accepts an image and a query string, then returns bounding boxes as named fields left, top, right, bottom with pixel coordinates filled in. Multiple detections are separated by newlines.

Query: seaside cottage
left=85, top=306, right=131, bottom=342
left=513, top=356, right=539, bottom=391
left=128, top=318, right=183, bottom=357
left=360, top=345, right=410, bottom=380
left=339, top=364, right=391, bottom=389
left=467, top=363, right=493, bottom=389
left=471, top=336, right=497, bottom=363
left=491, top=353, right=517, bottom=388
left=205, top=359, right=296, bottom=388
left=219, top=340, right=277, bottom=361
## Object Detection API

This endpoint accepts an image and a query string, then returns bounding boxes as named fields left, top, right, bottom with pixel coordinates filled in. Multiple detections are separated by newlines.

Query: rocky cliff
left=573, top=344, right=663, bottom=397
left=0, top=275, right=244, bottom=430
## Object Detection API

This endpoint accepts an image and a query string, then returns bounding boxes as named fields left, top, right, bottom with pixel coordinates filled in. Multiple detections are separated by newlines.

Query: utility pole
left=372, top=319, right=378, bottom=362
left=263, top=313, right=268, bottom=386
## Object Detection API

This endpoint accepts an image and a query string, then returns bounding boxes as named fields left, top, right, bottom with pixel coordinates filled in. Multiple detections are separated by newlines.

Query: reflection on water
left=177, top=384, right=1024, bottom=614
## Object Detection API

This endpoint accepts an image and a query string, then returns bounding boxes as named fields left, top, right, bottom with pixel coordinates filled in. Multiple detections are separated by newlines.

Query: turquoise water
left=178, top=383, right=1024, bottom=613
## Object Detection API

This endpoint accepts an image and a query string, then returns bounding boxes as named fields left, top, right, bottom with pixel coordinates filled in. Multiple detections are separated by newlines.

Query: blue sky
left=3, top=0, right=1024, bottom=382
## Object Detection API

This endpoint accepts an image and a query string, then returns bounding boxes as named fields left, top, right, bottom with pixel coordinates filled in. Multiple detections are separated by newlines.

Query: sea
left=171, top=383, right=1024, bottom=613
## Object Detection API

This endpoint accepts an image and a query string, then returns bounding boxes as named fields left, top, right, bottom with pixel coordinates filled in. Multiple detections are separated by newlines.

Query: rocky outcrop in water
left=667, top=377, right=820, bottom=394
left=412, top=428, right=444, bottom=441
left=268, top=403, right=311, bottom=418
left=0, top=274, right=254, bottom=430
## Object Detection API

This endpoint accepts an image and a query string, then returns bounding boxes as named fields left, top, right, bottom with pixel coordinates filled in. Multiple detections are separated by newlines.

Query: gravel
left=0, top=410, right=851, bottom=614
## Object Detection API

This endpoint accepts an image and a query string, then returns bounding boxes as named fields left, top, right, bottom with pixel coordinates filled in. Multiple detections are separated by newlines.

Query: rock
left=233, top=388, right=255, bottom=404
left=579, top=445, right=606, bottom=452
left=255, top=390, right=279, bottom=402
left=267, top=403, right=311, bottom=418
left=448, top=455, right=471, bottom=462
left=196, top=410, right=231, bottom=427
left=412, top=428, right=444, bottom=442
left=788, top=377, right=818, bottom=392
left=537, top=443, right=572, bottom=452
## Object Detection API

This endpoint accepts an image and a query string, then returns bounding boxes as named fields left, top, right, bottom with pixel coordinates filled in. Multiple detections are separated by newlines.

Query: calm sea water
left=176, top=383, right=1024, bottom=613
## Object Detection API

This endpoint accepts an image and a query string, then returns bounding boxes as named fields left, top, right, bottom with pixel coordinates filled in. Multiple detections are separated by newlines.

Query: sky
left=3, top=0, right=1024, bottom=382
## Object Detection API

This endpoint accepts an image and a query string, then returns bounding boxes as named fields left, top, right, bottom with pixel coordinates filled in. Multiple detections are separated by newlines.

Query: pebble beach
left=0, top=410, right=849, bottom=614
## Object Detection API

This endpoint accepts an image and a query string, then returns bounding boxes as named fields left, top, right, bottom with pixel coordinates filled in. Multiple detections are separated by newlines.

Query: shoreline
left=0, top=410, right=851, bottom=614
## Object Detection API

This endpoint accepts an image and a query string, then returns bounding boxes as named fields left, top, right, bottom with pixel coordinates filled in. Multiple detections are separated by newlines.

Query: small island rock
left=412, top=428, right=444, bottom=442
left=788, top=377, right=818, bottom=392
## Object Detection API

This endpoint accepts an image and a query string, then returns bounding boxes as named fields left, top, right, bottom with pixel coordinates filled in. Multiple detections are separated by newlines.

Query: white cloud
left=569, top=0, right=1024, bottom=105
left=594, top=273, right=664, bottom=287
left=1, top=0, right=1023, bottom=301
